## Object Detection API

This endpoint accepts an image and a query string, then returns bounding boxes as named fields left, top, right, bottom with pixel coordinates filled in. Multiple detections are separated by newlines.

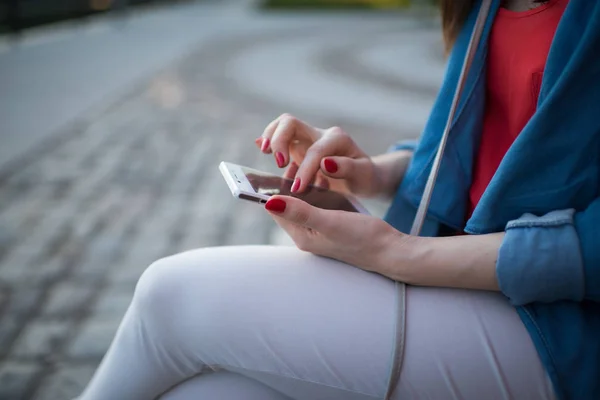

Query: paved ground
left=0, top=2, right=444, bottom=399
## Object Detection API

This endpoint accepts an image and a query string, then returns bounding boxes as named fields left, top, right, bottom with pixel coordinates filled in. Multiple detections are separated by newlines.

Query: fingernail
left=261, top=138, right=270, bottom=152
left=265, top=198, right=286, bottom=213
left=323, top=158, right=338, bottom=173
left=275, top=152, right=285, bottom=168
left=291, top=177, right=301, bottom=193
left=255, top=137, right=263, bottom=147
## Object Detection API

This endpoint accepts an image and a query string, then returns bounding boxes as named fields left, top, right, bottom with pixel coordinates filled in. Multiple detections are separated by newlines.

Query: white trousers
left=79, top=246, right=556, bottom=400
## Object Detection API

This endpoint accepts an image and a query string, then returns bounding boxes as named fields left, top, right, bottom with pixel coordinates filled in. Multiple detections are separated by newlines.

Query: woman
left=78, top=0, right=600, bottom=399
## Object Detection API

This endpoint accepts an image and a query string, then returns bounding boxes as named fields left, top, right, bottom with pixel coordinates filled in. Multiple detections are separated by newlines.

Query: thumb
left=264, top=195, right=325, bottom=230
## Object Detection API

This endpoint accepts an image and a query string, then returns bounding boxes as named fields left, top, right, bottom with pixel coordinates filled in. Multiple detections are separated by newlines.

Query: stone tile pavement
left=0, top=13, right=441, bottom=400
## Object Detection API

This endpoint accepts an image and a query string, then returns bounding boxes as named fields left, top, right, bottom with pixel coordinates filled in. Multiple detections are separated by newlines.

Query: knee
left=130, top=247, right=232, bottom=341
left=132, top=254, right=193, bottom=329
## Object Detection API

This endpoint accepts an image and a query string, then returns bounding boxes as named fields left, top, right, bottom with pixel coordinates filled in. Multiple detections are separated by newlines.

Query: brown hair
left=440, top=0, right=550, bottom=52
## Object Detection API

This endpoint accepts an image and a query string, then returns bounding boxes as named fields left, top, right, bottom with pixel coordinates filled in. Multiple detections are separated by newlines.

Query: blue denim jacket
left=383, top=1, right=600, bottom=398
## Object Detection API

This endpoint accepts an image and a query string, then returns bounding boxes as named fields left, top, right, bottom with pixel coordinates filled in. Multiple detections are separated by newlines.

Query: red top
left=467, top=0, right=569, bottom=219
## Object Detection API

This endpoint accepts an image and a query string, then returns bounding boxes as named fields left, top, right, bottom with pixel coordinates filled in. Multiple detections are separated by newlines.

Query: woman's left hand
left=264, top=195, right=413, bottom=275
left=264, top=195, right=503, bottom=291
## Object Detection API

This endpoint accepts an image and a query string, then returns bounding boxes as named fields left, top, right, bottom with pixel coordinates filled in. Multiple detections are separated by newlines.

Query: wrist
left=371, top=150, right=413, bottom=199
left=376, top=230, right=429, bottom=283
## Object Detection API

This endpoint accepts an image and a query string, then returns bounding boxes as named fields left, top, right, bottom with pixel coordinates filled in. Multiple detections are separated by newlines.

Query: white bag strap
left=383, top=1, right=493, bottom=398
left=410, top=0, right=493, bottom=236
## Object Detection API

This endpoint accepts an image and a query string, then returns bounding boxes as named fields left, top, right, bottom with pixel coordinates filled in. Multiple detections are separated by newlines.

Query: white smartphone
left=219, top=161, right=369, bottom=214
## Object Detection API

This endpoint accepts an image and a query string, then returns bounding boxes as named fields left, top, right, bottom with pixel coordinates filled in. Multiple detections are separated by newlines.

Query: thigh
left=143, top=245, right=398, bottom=400
left=397, top=286, right=556, bottom=400
left=140, top=246, right=554, bottom=400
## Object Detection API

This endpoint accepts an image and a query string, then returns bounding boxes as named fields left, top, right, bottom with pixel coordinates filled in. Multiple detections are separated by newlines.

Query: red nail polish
left=275, top=152, right=285, bottom=168
left=265, top=198, right=286, bottom=213
left=261, top=138, right=270, bottom=152
left=291, top=177, right=301, bottom=193
left=324, top=158, right=338, bottom=173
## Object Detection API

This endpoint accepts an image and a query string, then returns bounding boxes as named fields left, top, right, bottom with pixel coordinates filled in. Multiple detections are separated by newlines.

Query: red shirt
left=467, top=0, right=569, bottom=219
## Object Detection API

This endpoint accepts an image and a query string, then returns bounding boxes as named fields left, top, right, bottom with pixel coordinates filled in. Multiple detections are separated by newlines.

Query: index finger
left=270, top=115, right=318, bottom=169
left=292, top=131, right=348, bottom=193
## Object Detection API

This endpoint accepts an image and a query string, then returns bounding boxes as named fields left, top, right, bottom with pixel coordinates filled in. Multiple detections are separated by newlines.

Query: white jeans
left=79, top=246, right=555, bottom=400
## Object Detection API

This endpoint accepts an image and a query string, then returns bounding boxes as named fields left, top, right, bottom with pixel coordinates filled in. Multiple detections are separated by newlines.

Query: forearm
left=380, top=232, right=504, bottom=291
left=371, top=150, right=413, bottom=199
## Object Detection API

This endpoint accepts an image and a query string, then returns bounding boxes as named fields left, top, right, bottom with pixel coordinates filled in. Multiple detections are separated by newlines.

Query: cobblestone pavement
left=0, top=14, right=439, bottom=400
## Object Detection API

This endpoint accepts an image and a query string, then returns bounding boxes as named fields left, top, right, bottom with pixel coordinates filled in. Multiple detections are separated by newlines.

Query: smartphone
left=219, top=161, right=369, bottom=214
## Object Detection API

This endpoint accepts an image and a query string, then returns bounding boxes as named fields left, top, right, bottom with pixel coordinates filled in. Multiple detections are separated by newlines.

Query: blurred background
left=0, top=0, right=445, bottom=398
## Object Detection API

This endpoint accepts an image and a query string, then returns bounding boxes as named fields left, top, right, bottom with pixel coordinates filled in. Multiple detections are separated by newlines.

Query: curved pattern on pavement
left=226, top=22, right=444, bottom=136
left=319, top=29, right=445, bottom=98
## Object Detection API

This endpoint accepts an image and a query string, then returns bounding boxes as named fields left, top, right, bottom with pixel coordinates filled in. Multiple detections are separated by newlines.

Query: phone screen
left=242, top=168, right=359, bottom=213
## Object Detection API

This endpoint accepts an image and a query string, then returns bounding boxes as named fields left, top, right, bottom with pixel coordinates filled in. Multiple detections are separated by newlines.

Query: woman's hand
left=256, top=114, right=394, bottom=198
left=263, top=194, right=413, bottom=274
left=264, top=194, right=503, bottom=291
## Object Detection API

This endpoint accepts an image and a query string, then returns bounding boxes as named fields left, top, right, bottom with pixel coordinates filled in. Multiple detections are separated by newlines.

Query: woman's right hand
left=256, top=114, right=381, bottom=197
left=256, top=114, right=412, bottom=199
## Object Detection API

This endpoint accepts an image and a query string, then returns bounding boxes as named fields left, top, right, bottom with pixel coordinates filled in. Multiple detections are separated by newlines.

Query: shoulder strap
left=410, top=0, right=492, bottom=236
left=383, top=1, right=493, bottom=399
